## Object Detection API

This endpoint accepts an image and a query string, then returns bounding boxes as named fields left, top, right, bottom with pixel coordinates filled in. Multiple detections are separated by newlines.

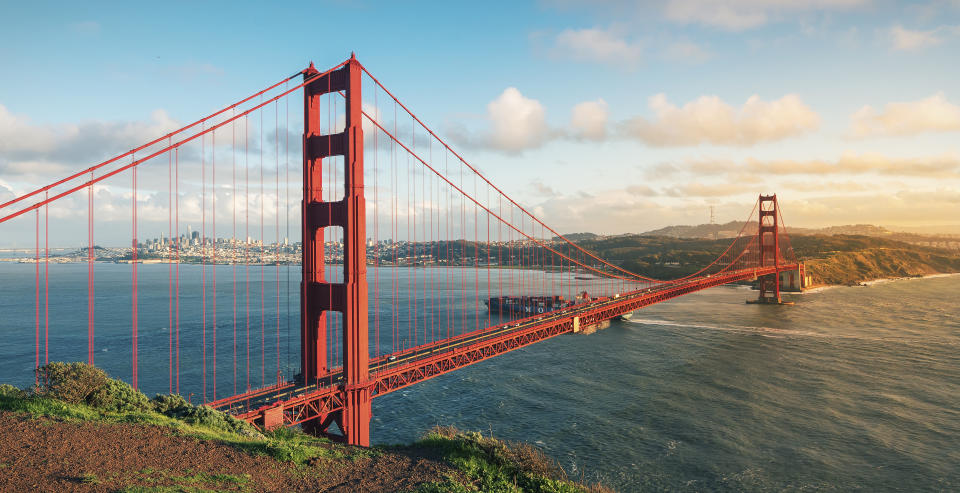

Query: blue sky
left=2, top=0, right=960, bottom=241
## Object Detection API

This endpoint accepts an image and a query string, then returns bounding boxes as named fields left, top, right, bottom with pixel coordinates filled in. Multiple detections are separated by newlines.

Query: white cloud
left=890, top=25, right=942, bottom=51
left=663, top=41, right=711, bottom=62
left=518, top=178, right=959, bottom=234
left=621, top=93, right=820, bottom=147
left=662, top=0, right=868, bottom=31
left=541, top=0, right=869, bottom=31
left=662, top=182, right=752, bottom=198
left=448, top=88, right=556, bottom=154
left=570, top=99, right=609, bottom=140
left=647, top=152, right=960, bottom=178
left=850, top=92, right=960, bottom=137
left=530, top=180, right=558, bottom=197
left=0, top=104, right=180, bottom=168
left=552, top=27, right=643, bottom=67
left=486, top=88, right=550, bottom=153
left=889, top=24, right=960, bottom=51
left=0, top=179, right=14, bottom=202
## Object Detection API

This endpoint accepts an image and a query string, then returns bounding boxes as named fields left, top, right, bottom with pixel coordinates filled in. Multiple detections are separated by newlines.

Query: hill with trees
left=569, top=233, right=960, bottom=286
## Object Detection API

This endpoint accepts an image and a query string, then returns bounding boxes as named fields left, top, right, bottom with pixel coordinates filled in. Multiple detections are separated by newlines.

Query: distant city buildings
left=43, top=230, right=568, bottom=268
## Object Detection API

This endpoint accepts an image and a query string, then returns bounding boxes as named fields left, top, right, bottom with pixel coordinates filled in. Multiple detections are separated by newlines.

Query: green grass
left=413, top=427, right=599, bottom=493
left=0, top=393, right=100, bottom=421
left=2, top=365, right=610, bottom=493
left=79, top=472, right=101, bottom=484
left=111, top=468, right=251, bottom=493
left=0, top=382, right=353, bottom=467
left=413, top=476, right=477, bottom=492
left=232, top=426, right=344, bottom=464
left=0, top=388, right=381, bottom=475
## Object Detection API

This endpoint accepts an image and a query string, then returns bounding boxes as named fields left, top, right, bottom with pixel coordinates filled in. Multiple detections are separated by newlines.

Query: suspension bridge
left=0, top=55, right=801, bottom=446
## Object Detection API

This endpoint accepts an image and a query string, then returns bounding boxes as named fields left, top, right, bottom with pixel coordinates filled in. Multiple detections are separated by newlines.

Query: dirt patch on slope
left=0, top=412, right=457, bottom=492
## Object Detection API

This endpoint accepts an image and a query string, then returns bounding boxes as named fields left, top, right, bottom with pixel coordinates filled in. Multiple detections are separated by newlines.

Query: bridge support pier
left=300, top=55, right=371, bottom=446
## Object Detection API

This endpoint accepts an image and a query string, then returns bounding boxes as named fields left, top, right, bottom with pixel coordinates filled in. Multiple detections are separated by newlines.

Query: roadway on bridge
left=209, top=270, right=772, bottom=418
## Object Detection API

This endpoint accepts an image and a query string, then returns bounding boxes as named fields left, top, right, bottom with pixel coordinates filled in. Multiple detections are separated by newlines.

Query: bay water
left=0, top=263, right=957, bottom=491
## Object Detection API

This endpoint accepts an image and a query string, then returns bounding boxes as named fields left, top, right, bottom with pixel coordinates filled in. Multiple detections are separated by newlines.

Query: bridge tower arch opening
left=300, top=55, right=370, bottom=446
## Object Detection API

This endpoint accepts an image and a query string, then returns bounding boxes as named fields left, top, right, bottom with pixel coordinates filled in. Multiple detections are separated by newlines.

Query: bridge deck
left=209, top=265, right=795, bottom=429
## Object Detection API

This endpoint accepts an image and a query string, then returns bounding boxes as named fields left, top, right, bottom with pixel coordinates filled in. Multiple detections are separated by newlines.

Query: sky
left=2, top=0, right=960, bottom=244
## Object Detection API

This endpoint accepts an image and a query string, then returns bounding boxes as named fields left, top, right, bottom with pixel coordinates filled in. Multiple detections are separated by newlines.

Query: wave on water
left=800, top=272, right=960, bottom=292
left=625, top=317, right=959, bottom=346
left=852, top=272, right=960, bottom=287
left=627, top=318, right=823, bottom=339
left=798, top=285, right=838, bottom=294
left=920, top=272, right=960, bottom=279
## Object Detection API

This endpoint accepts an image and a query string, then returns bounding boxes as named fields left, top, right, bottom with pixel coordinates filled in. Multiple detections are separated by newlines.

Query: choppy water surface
left=374, top=275, right=960, bottom=492
left=0, top=263, right=957, bottom=491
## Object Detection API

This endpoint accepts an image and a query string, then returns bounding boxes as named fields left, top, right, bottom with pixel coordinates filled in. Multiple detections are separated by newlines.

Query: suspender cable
left=474, top=171, right=479, bottom=333
left=132, top=154, right=138, bottom=390
left=175, top=149, right=180, bottom=394
left=285, top=87, right=291, bottom=379
left=44, top=194, right=48, bottom=364
left=245, top=114, right=251, bottom=391
left=34, top=209, right=39, bottom=377
left=202, top=127, right=207, bottom=402
left=275, top=100, right=281, bottom=385
left=412, top=114, right=417, bottom=348
left=88, top=172, right=94, bottom=364
left=168, top=140, right=173, bottom=393
left=260, top=100, right=266, bottom=386
left=1, top=72, right=308, bottom=213
left=373, top=83, right=380, bottom=366
left=233, top=109, right=238, bottom=396
left=213, top=130, right=218, bottom=400
left=3, top=63, right=347, bottom=227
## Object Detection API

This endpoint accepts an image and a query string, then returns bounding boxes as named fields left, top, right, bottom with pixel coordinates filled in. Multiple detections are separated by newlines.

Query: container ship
left=484, top=295, right=571, bottom=315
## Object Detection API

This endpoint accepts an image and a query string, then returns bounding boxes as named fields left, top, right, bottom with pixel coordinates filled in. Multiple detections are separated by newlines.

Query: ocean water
left=0, top=263, right=957, bottom=491
left=373, top=274, right=960, bottom=492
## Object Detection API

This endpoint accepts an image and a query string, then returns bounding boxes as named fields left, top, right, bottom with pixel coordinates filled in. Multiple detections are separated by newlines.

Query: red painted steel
left=758, top=194, right=781, bottom=303
left=1, top=55, right=805, bottom=449
left=215, top=264, right=798, bottom=430
left=299, top=56, right=371, bottom=445
left=355, top=63, right=657, bottom=283
left=301, top=62, right=328, bottom=385
left=0, top=63, right=348, bottom=226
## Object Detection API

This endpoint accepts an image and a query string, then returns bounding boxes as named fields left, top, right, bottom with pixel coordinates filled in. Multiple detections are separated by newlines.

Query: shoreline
left=802, top=271, right=960, bottom=293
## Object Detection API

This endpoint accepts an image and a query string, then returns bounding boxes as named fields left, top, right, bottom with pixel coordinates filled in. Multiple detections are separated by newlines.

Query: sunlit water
left=0, top=263, right=957, bottom=491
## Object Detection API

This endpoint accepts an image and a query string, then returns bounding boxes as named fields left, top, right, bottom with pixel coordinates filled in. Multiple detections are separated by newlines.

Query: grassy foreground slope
left=0, top=362, right=610, bottom=493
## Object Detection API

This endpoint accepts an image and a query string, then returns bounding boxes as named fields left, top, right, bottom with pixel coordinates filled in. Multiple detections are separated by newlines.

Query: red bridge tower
left=300, top=55, right=371, bottom=446
left=756, top=194, right=781, bottom=303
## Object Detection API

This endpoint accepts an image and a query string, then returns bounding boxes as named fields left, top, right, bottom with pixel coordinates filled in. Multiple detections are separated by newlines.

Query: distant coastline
left=802, top=246, right=960, bottom=286
left=801, top=272, right=960, bottom=292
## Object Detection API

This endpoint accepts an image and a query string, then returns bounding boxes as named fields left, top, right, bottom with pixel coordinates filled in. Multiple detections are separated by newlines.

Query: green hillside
left=571, top=234, right=960, bottom=286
